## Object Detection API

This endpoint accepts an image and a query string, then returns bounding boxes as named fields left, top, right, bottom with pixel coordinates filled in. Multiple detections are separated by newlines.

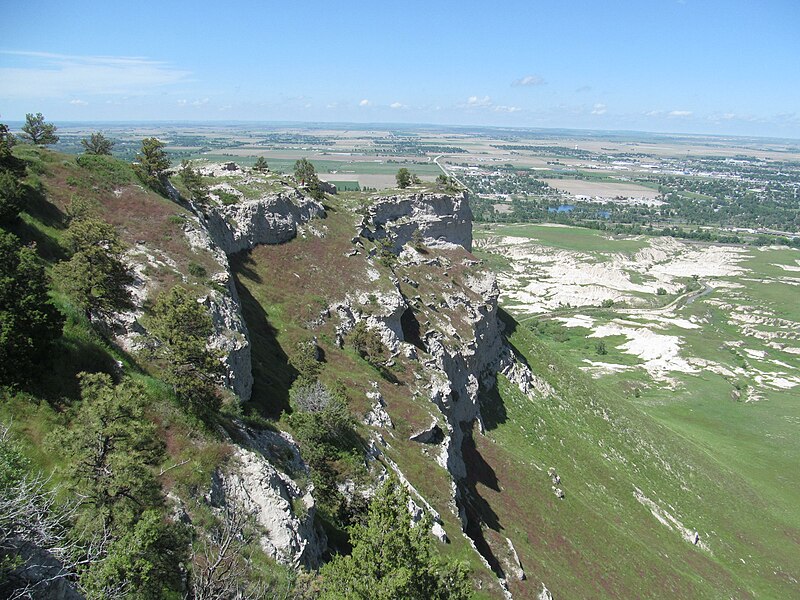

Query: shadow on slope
left=234, top=271, right=296, bottom=419
left=459, top=421, right=506, bottom=580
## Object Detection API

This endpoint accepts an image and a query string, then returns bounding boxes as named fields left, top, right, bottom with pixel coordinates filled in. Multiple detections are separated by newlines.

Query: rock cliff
left=359, top=191, right=473, bottom=251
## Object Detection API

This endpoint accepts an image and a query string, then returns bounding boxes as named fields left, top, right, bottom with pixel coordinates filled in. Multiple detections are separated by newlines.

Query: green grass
left=475, top=223, right=649, bottom=254
left=483, top=320, right=800, bottom=598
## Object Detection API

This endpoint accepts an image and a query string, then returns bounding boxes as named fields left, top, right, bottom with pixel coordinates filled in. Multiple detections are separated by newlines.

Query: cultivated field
left=544, top=178, right=662, bottom=202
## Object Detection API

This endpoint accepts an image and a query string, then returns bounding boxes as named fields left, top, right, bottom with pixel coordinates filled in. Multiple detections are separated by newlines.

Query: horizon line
left=5, top=118, right=800, bottom=144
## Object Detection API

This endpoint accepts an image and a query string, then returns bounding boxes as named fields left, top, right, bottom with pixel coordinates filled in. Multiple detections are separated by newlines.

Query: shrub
left=349, top=321, right=387, bottom=365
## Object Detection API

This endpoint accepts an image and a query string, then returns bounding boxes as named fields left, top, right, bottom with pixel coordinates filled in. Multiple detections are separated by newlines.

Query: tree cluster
left=319, top=476, right=471, bottom=599
left=150, top=285, right=223, bottom=418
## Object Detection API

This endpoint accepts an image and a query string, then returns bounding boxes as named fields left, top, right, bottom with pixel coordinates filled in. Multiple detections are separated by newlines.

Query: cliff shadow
left=479, top=383, right=507, bottom=431
left=9, top=185, right=67, bottom=262
left=233, top=273, right=296, bottom=419
left=459, top=421, right=506, bottom=579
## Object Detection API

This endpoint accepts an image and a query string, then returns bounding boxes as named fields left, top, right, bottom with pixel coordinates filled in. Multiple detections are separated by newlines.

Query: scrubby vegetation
left=0, top=133, right=470, bottom=598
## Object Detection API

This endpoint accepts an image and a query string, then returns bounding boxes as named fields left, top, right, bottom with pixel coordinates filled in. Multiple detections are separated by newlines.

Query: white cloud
left=512, top=75, right=546, bottom=87
left=0, top=50, right=191, bottom=98
left=644, top=110, right=664, bottom=117
left=591, top=103, right=607, bottom=115
left=359, top=99, right=370, bottom=107
left=466, top=95, right=493, bottom=107
left=69, top=99, right=88, bottom=106
left=177, top=99, right=188, bottom=106
left=192, top=98, right=209, bottom=106
left=389, top=101, right=406, bottom=109
left=668, top=110, right=693, bottom=117
left=494, top=105, right=521, bottom=113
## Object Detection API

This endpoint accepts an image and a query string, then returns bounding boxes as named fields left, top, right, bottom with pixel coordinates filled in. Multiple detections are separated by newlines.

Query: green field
left=476, top=223, right=650, bottom=254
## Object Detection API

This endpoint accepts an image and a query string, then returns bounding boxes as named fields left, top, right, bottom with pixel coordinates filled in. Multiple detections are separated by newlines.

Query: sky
left=1, top=0, right=799, bottom=138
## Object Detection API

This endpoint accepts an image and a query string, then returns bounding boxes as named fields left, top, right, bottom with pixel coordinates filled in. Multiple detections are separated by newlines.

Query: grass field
left=476, top=222, right=800, bottom=596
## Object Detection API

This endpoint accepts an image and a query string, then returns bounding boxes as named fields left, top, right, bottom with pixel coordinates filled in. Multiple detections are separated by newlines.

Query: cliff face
left=360, top=191, right=473, bottom=251
left=173, top=184, right=324, bottom=402
left=201, top=191, right=325, bottom=255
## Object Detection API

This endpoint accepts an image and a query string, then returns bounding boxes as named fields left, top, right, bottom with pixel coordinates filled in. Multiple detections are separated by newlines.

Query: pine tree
left=81, top=132, right=114, bottom=155
left=53, top=217, right=133, bottom=320
left=253, top=156, right=269, bottom=173
left=396, top=167, right=412, bottom=189
left=150, top=286, right=223, bottom=417
left=319, top=477, right=471, bottom=599
left=20, top=113, right=59, bottom=145
left=0, top=231, right=64, bottom=384
left=134, top=137, right=170, bottom=191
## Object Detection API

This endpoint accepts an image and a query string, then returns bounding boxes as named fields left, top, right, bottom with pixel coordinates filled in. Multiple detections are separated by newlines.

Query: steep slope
left=232, top=185, right=799, bottom=598
left=8, top=148, right=797, bottom=598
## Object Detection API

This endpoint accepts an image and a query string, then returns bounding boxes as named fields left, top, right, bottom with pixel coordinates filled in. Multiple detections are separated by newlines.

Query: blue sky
left=1, top=0, right=799, bottom=138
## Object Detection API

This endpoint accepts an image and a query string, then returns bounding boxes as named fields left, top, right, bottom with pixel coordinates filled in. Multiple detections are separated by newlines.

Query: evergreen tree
left=252, top=156, right=269, bottom=173
left=134, top=137, right=170, bottom=191
left=61, top=373, right=163, bottom=533
left=0, top=169, right=23, bottom=223
left=0, top=123, right=24, bottom=175
left=294, top=158, right=318, bottom=186
left=179, top=160, right=209, bottom=203
left=319, top=477, right=471, bottom=599
left=396, top=168, right=412, bottom=189
left=53, top=217, right=133, bottom=320
left=80, top=509, right=188, bottom=600
left=20, top=113, right=59, bottom=146
left=150, top=286, right=223, bottom=418
left=0, top=231, right=63, bottom=384
left=81, top=132, right=114, bottom=156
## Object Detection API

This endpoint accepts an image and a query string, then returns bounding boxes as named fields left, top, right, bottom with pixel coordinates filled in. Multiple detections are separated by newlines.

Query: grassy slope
left=477, top=316, right=799, bottom=598
left=1, top=146, right=295, bottom=590
left=232, top=194, right=799, bottom=597
left=470, top=223, right=800, bottom=597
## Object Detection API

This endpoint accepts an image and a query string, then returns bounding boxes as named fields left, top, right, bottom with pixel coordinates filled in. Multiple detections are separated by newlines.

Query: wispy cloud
left=389, top=101, right=407, bottom=110
left=359, top=98, right=370, bottom=107
left=668, top=110, right=693, bottom=117
left=0, top=50, right=191, bottom=98
left=575, top=85, right=592, bottom=93
left=69, top=99, right=88, bottom=106
left=464, top=95, right=493, bottom=108
left=512, top=75, right=546, bottom=87
left=459, top=95, right=520, bottom=114
left=591, top=103, right=607, bottom=115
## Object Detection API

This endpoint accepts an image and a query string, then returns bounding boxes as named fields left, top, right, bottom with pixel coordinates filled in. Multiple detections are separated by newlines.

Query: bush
left=188, top=262, right=207, bottom=279
left=349, top=321, right=387, bottom=365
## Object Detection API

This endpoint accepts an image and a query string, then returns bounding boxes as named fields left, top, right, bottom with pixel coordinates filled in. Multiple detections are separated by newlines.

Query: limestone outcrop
left=209, top=426, right=326, bottom=568
left=359, top=192, right=473, bottom=251
left=199, top=191, right=325, bottom=255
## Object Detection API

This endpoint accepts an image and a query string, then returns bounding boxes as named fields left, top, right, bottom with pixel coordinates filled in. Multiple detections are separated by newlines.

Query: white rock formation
left=199, top=191, right=324, bottom=255
left=209, top=443, right=325, bottom=568
left=360, top=192, right=473, bottom=251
